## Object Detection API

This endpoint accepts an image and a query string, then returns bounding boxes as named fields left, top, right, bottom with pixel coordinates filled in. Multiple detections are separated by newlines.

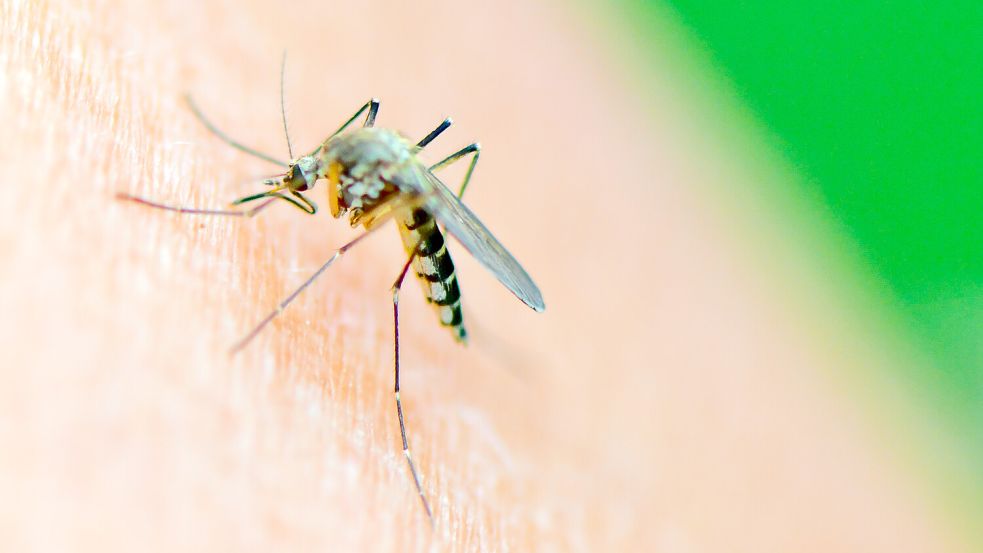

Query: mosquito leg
left=364, top=99, right=380, bottom=128
left=289, top=191, right=318, bottom=214
left=430, top=143, right=481, bottom=198
left=416, top=118, right=452, bottom=149
left=229, top=227, right=379, bottom=354
left=391, top=245, right=434, bottom=525
left=229, top=190, right=318, bottom=215
left=184, top=95, right=287, bottom=167
left=116, top=192, right=278, bottom=218
left=119, top=182, right=316, bottom=218
left=329, top=99, right=381, bottom=139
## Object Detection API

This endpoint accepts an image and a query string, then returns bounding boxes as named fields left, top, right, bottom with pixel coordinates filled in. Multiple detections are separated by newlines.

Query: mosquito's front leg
left=230, top=190, right=318, bottom=215
left=118, top=185, right=317, bottom=218
left=116, top=192, right=278, bottom=218
left=288, top=191, right=318, bottom=214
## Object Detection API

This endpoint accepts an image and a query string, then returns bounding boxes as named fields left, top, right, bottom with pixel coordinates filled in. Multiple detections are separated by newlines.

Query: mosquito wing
left=410, top=166, right=545, bottom=312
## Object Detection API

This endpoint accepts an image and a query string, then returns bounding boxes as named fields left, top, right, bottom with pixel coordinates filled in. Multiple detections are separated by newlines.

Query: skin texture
left=0, top=0, right=972, bottom=551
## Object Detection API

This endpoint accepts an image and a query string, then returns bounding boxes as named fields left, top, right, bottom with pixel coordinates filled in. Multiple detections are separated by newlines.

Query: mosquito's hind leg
left=185, top=95, right=287, bottom=167
left=430, top=143, right=481, bottom=198
left=390, top=246, right=435, bottom=526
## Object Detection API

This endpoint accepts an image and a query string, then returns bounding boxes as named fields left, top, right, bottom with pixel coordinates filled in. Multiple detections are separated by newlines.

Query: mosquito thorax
left=318, top=128, right=419, bottom=223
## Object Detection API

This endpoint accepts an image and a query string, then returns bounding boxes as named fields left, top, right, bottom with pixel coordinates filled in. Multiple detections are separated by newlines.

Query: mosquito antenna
left=279, top=51, right=294, bottom=160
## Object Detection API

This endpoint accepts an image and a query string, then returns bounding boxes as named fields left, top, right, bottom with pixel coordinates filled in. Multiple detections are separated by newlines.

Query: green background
left=624, top=1, right=981, bottom=444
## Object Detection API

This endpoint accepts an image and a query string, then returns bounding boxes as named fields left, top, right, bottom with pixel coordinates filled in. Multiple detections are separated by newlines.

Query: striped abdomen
left=398, top=208, right=467, bottom=343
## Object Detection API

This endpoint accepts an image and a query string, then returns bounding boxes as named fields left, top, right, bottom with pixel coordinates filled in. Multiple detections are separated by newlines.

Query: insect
left=118, top=59, right=545, bottom=525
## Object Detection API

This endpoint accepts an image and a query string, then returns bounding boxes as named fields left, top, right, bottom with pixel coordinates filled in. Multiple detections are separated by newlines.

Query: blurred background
left=627, top=0, right=982, bottom=444
left=617, top=0, right=982, bottom=542
left=1, top=0, right=980, bottom=550
left=620, top=0, right=983, bottom=515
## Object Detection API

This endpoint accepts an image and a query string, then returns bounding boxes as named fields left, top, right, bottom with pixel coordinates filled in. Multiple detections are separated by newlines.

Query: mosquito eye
left=286, top=166, right=310, bottom=191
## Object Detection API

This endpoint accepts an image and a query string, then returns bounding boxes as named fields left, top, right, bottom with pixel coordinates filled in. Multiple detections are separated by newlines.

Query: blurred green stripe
left=626, top=0, right=982, bottom=432
left=603, top=0, right=983, bottom=538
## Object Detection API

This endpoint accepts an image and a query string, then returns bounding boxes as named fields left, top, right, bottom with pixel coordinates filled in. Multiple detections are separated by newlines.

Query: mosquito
left=117, top=57, right=545, bottom=525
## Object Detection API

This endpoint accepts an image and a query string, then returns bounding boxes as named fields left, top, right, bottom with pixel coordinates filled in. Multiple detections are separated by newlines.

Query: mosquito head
left=281, top=154, right=319, bottom=192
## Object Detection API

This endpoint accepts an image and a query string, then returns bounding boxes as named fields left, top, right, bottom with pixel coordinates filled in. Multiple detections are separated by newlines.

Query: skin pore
left=1, top=0, right=971, bottom=551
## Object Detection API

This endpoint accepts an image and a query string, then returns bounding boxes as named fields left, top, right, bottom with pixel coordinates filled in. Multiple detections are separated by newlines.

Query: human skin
left=0, top=0, right=971, bottom=551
